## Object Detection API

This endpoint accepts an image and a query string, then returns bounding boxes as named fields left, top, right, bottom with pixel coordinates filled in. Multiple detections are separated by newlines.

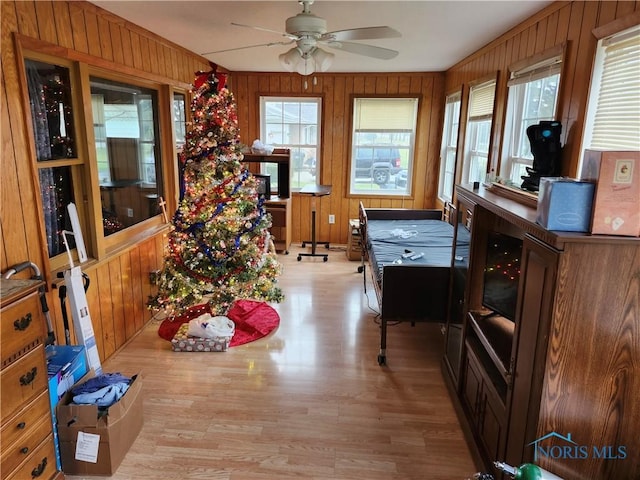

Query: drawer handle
left=31, top=457, right=47, bottom=478
left=17, top=421, right=26, bottom=429
left=20, top=367, right=38, bottom=386
left=21, top=446, right=29, bottom=455
left=13, top=312, right=33, bottom=331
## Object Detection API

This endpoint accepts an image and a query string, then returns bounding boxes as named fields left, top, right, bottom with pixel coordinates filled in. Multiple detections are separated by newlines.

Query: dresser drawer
left=1, top=291, right=44, bottom=369
left=0, top=346, right=48, bottom=420
left=1, top=414, right=52, bottom=475
left=1, top=390, right=50, bottom=453
left=5, top=433, right=56, bottom=480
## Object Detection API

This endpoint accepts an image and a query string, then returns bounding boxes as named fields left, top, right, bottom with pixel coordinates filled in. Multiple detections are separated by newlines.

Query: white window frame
left=259, top=96, right=322, bottom=192
left=580, top=24, right=640, bottom=168
left=501, top=49, right=563, bottom=184
left=349, top=97, right=419, bottom=196
left=462, top=80, right=496, bottom=185
left=438, top=91, right=461, bottom=202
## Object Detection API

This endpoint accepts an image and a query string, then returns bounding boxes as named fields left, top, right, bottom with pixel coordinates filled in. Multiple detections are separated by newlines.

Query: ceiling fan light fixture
left=295, top=56, right=316, bottom=76
left=279, top=47, right=301, bottom=72
left=312, top=47, right=334, bottom=72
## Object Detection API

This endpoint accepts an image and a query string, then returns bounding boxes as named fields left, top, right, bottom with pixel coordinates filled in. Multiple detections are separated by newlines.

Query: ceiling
left=91, top=0, right=553, bottom=74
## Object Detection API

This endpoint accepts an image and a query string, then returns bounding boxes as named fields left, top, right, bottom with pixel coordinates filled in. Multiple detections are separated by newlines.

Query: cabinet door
left=461, top=347, right=482, bottom=425
left=479, top=378, right=507, bottom=463
left=444, top=200, right=474, bottom=384
left=505, top=235, right=558, bottom=466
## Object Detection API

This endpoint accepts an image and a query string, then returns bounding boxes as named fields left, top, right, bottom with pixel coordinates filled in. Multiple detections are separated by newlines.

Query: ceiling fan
left=201, top=0, right=401, bottom=75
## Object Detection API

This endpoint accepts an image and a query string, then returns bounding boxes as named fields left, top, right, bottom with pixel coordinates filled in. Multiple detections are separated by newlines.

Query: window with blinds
left=583, top=25, right=640, bottom=152
left=501, top=49, right=563, bottom=184
left=463, top=80, right=496, bottom=185
left=438, top=92, right=461, bottom=202
left=349, top=97, right=419, bottom=196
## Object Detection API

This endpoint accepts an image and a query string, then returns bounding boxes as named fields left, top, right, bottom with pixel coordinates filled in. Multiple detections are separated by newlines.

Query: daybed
left=358, top=202, right=457, bottom=365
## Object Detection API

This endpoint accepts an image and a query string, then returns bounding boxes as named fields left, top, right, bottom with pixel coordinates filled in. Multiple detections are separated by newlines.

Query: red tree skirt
left=158, top=299, right=280, bottom=347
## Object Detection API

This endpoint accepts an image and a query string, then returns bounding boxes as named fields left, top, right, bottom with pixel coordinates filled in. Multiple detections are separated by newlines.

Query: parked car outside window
left=354, top=147, right=402, bottom=185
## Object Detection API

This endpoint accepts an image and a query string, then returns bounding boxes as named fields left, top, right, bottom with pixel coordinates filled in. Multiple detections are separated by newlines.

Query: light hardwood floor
left=67, top=246, right=477, bottom=480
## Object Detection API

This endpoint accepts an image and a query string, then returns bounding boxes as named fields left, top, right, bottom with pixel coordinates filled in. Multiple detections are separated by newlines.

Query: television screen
left=482, top=231, right=523, bottom=321
left=254, top=174, right=271, bottom=199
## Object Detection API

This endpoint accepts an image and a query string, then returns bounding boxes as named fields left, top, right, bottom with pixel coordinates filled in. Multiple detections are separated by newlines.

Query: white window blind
left=354, top=98, right=418, bottom=130
left=589, top=26, right=640, bottom=150
left=468, top=82, right=496, bottom=119
left=508, top=55, right=563, bottom=86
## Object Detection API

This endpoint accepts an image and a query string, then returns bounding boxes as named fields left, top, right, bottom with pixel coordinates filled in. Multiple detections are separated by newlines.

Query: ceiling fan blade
left=321, top=26, right=401, bottom=42
left=202, top=40, right=293, bottom=56
left=326, top=41, right=398, bottom=60
left=231, top=22, right=298, bottom=40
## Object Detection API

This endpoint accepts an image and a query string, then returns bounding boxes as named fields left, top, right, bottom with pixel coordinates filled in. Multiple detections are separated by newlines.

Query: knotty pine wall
left=0, top=0, right=210, bottom=361
left=231, top=72, right=445, bottom=246
left=444, top=1, right=639, bottom=184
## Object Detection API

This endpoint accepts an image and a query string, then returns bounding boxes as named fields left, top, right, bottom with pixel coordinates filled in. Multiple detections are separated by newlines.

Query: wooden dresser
left=1, top=278, right=63, bottom=480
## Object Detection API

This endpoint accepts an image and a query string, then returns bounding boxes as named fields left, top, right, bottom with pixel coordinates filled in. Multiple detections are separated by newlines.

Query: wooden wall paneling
left=535, top=18, right=548, bottom=54
left=96, top=262, right=116, bottom=358
left=616, top=0, right=638, bottom=18
left=563, top=1, right=597, bottom=176
left=554, top=3, right=572, bottom=45
left=139, top=35, right=151, bottom=73
left=108, top=257, right=126, bottom=349
left=96, top=15, right=113, bottom=62
left=169, top=47, right=179, bottom=81
left=544, top=10, right=560, bottom=50
left=162, top=45, right=173, bottom=80
left=109, top=21, right=124, bottom=65
left=14, top=1, right=38, bottom=38
left=139, top=238, right=153, bottom=323
left=129, top=31, right=143, bottom=70
left=129, top=246, right=144, bottom=333
left=51, top=1, right=74, bottom=50
left=68, top=2, right=89, bottom=54
left=83, top=8, right=102, bottom=58
left=0, top=75, right=29, bottom=272
left=149, top=39, right=159, bottom=73
left=120, top=26, right=134, bottom=68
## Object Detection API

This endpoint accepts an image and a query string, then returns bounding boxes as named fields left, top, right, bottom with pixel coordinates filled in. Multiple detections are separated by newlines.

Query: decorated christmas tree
left=149, top=65, right=283, bottom=316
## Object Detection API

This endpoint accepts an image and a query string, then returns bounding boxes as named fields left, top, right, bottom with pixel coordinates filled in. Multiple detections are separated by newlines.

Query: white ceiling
left=91, top=0, right=553, bottom=73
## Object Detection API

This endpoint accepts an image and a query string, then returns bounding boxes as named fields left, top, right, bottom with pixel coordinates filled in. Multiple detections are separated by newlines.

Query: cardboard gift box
left=46, top=344, right=89, bottom=470
left=56, top=370, right=143, bottom=476
left=171, top=323, right=232, bottom=352
left=582, top=150, right=640, bottom=236
left=536, top=177, right=595, bottom=232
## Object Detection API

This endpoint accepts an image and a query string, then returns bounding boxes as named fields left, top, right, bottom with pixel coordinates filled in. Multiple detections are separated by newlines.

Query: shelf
left=467, top=310, right=514, bottom=381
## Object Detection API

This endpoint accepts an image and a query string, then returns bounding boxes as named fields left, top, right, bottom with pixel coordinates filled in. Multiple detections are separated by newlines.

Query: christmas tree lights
left=149, top=65, right=283, bottom=316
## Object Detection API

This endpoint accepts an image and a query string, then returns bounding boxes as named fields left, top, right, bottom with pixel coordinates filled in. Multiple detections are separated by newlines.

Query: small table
left=298, top=184, right=332, bottom=261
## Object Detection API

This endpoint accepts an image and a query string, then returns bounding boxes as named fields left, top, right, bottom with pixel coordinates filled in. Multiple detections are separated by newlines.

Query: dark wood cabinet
left=445, top=184, right=640, bottom=480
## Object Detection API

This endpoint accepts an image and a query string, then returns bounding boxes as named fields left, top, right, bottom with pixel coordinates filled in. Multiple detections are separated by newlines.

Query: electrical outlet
left=328, top=214, right=335, bottom=224
left=126, top=208, right=134, bottom=217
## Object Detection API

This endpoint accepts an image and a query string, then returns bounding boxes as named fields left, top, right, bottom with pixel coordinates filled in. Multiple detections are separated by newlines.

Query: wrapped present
left=171, top=323, right=233, bottom=352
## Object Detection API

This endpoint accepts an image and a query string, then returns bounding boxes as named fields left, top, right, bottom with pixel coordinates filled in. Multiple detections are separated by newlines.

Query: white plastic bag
left=187, top=313, right=235, bottom=339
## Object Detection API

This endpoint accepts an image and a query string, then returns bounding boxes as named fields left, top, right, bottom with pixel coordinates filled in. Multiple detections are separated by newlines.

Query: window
left=260, top=97, right=321, bottom=191
left=501, top=52, right=562, bottom=183
left=25, top=58, right=84, bottom=266
left=438, top=92, right=461, bottom=202
left=349, top=97, right=419, bottom=195
left=582, top=25, right=640, bottom=158
left=462, top=81, right=496, bottom=185
left=90, top=77, right=164, bottom=237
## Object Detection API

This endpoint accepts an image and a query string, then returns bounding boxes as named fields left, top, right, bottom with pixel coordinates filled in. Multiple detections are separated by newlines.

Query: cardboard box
left=171, top=323, right=231, bottom=352
left=536, top=178, right=595, bottom=232
left=56, top=370, right=143, bottom=476
left=46, top=344, right=89, bottom=470
left=582, top=150, right=640, bottom=236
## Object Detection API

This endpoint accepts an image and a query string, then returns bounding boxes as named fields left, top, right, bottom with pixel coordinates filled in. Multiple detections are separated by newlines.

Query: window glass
left=438, top=92, right=461, bottom=202
left=260, top=97, right=321, bottom=191
left=582, top=25, right=640, bottom=158
left=462, top=81, right=495, bottom=185
left=350, top=97, right=418, bottom=195
left=25, top=59, right=81, bottom=260
left=90, top=77, right=164, bottom=236
left=501, top=54, right=561, bottom=184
